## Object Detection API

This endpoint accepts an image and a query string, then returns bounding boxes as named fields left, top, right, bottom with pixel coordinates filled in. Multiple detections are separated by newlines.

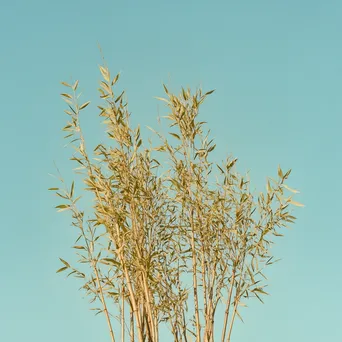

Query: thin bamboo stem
left=130, top=305, right=134, bottom=342
left=113, top=222, right=144, bottom=342
left=226, top=248, right=247, bottom=342
left=190, top=209, right=201, bottom=342
left=226, top=299, right=239, bottom=342
left=122, top=285, right=125, bottom=342
left=221, top=271, right=236, bottom=342
left=130, top=200, right=156, bottom=342
left=93, top=263, right=116, bottom=342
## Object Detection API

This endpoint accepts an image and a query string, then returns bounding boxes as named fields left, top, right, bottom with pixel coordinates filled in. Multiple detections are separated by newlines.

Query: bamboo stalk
left=185, top=142, right=201, bottom=342
left=190, top=209, right=201, bottom=342
left=221, top=271, right=236, bottom=342
left=122, top=284, right=125, bottom=342
left=130, top=200, right=156, bottom=342
left=226, top=248, right=247, bottom=342
left=142, top=276, right=156, bottom=341
left=92, top=262, right=116, bottom=342
left=226, top=299, right=239, bottom=342
left=130, top=305, right=134, bottom=342
left=113, top=222, right=144, bottom=342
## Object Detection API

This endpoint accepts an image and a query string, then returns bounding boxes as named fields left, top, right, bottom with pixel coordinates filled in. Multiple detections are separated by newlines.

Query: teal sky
left=1, top=0, right=341, bottom=341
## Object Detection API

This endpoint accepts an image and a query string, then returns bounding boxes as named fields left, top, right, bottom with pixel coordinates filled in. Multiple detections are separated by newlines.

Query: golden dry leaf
left=79, top=101, right=91, bottom=110
left=73, top=80, right=79, bottom=91
left=289, top=199, right=304, bottom=207
left=61, top=81, right=71, bottom=87
left=99, top=66, right=110, bottom=82
left=282, top=183, right=300, bottom=194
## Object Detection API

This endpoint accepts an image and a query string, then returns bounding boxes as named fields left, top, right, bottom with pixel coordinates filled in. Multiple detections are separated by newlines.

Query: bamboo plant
left=50, top=62, right=302, bottom=342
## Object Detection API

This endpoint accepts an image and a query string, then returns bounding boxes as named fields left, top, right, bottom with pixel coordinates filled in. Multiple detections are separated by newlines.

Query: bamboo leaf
left=169, top=132, right=181, bottom=140
left=79, top=101, right=90, bottom=110
left=254, top=292, right=264, bottom=304
left=56, top=266, right=68, bottom=273
left=289, top=200, right=304, bottom=207
left=67, top=270, right=76, bottom=277
left=227, top=158, right=238, bottom=170
left=111, top=73, right=120, bottom=86
left=208, top=144, right=216, bottom=152
left=253, top=288, right=269, bottom=296
left=72, top=80, right=79, bottom=91
left=115, top=91, right=124, bottom=103
left=217, top=164, right=225, bottom=174
left=282, top=183, right=300, bottom=194
left=100, top=81, right=111, bottom=94
left=163, top=84, right=169, bottom=94
left=59, top=258, right=70, bottom=268
left=70, top=181, right=74, bottom=198
left=205, top=89, right=215, bottom=96
left=61, top=82, right=71, bottom=87
left=266, top=179, right=272, bottom=193
left=100, top=258, right=120, bottom=266
left=99, top=66, right=110, bottom=82
left=72, top=245, right=85, bottom=250
left=155, top=96, right=170, bottom=104
left=61, top=93, right=72, bottom=99
left=55, top=204, right=69, bottom=209
left=55, top=204, right=71, bottom=212
left=278, top=165, right=283, bottom=178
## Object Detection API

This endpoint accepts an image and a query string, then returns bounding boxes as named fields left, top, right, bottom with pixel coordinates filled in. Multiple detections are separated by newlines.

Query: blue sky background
left=1, top=0, right=341, bottom=341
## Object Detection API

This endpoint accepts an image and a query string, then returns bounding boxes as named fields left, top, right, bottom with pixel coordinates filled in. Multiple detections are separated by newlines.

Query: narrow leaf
left=169, top=132, right=181, bottom=140
left=61, top=82, right=71, bottom=87
left=70, top=181, right=74, bottom=197
left=155, top=96, right=170, bottom=104
left=111, top=73, right=120, bottom=86
left=205, top=89, right=215, bottom=95
left=79, top=101, right=90, bottom=110
left=73, top=80, right=79, bottom=91
left=59, top=258, right=70, bottom=268
left=61, top=93, right=72, bottom=99
left=99, top=66, right=110, bottom=82
left=282, top=184, right=300, bottom=194
left=289, top=200, right=304, bottom=207
left=278, top=165, right=283, bottom=178
left=73, top=245, right=85, bottom=250
left=163, top=84, right=169, bottom=94
left=56, top=266, right=68, bottom=273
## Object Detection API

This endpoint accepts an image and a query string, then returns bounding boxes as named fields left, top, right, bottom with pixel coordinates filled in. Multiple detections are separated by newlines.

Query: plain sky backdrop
left=1, top=0, right=341, bottom=341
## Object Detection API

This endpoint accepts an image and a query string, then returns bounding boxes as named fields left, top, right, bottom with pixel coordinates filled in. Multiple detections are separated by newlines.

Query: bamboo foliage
left=51, top=63, right=301, bottom=342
